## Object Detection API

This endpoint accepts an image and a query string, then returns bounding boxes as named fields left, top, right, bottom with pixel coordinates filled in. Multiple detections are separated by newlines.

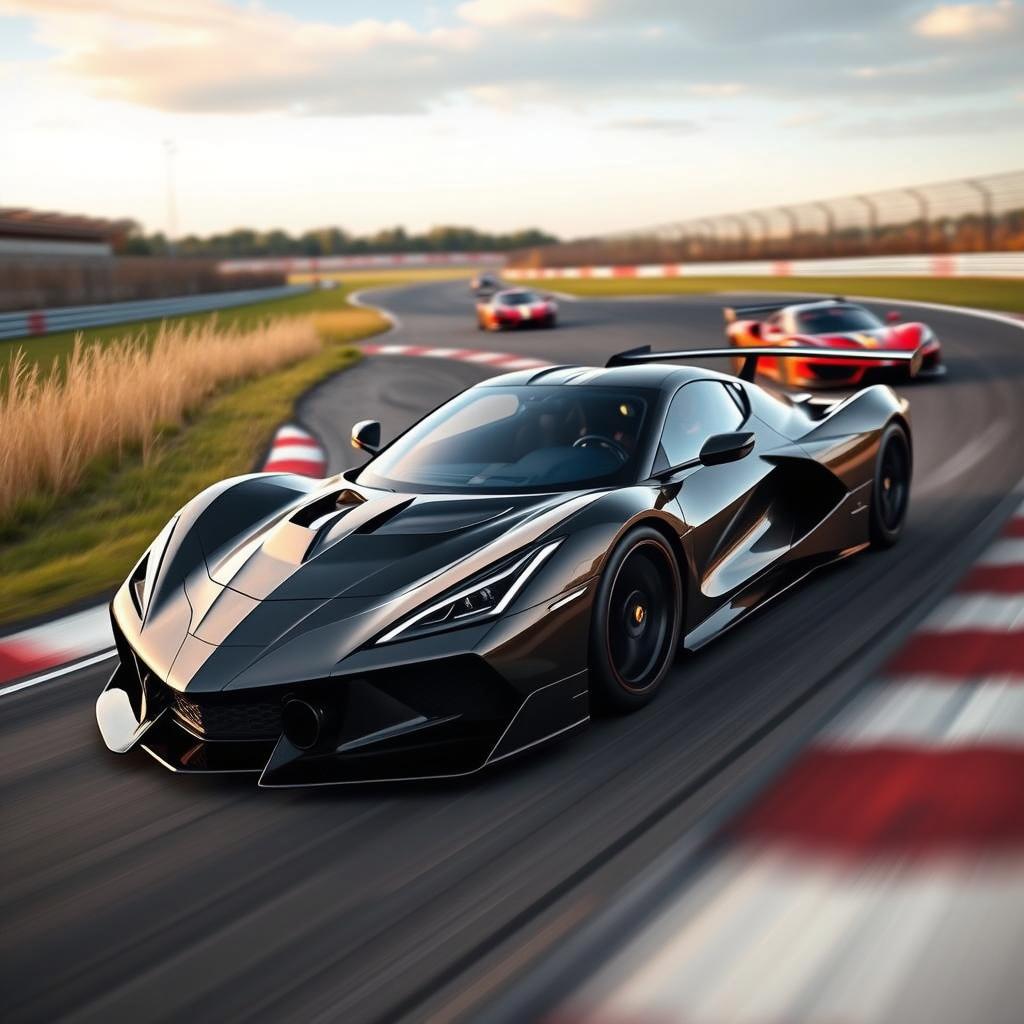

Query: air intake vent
left=289, top=488, right=365, bottom=528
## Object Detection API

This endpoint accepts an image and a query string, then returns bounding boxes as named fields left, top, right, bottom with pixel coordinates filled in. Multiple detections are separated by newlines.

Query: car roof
left=477, top=362, right=733, bottom=391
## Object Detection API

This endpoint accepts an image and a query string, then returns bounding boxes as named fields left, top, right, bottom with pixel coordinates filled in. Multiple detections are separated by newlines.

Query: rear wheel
left=589, top=526, right=682, bottom=713
left=869, top=423, right=911, bottom=548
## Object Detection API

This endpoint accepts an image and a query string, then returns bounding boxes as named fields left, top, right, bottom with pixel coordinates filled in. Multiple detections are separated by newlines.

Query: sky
left=1, top=0, right=1022, bottom=239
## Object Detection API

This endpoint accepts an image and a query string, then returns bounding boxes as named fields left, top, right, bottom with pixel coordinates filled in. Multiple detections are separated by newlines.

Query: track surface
left=4, top=281, right=1024, bottom=1023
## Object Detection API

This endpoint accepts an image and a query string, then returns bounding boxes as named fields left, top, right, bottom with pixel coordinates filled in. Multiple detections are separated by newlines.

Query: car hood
left=139, top=482, right=598, bottom=693
left=200, top=486, right=568, bottom=601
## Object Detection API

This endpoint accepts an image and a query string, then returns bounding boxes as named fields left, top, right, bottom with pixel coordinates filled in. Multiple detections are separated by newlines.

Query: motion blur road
left=4, top=280, right=1024, bottom=1023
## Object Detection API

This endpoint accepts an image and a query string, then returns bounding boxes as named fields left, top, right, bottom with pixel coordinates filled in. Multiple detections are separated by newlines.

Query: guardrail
left=0, top=284, right=312, bottom=342
left=219, top=252, right=503, bottom=274
left=507, top=251, right=1024, bottom=281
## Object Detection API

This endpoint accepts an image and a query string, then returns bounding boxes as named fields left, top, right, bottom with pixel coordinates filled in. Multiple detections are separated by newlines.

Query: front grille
left=170, top=691, right=283, bottom=740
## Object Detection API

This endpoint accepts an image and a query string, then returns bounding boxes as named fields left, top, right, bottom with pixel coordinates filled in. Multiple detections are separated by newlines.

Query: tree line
left=119, top=224, right=557, bottom=258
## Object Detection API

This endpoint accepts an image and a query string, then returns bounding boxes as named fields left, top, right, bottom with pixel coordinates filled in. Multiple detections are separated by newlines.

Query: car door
left=658, top=380, right=794, bottom=631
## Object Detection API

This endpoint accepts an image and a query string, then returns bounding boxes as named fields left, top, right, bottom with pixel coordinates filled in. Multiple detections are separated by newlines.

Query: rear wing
left=723, top=296, right=847, bottom=323
left=605, top=344, right=924, bottom=383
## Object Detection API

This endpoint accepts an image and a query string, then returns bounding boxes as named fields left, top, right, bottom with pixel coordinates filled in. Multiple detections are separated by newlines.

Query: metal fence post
left=967, top=178, right=995, bottom=250
left=856, top=194, right=878, bottom=252
left=906, top=188, right=930, bottom=251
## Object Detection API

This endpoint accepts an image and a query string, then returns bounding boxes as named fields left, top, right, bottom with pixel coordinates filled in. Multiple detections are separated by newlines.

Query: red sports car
left=477, top=289, right=558, bottom=331
left=725, top=298, right=943, bottom=388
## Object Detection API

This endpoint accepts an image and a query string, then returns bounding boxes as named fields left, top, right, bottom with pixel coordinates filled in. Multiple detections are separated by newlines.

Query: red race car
left=725, top=297, right=944, bottom=388
left=477, top=288, right=558, bottom=331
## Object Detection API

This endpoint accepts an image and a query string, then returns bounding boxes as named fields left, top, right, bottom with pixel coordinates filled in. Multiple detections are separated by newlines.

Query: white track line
left=0, top=649, right=117, bottom=697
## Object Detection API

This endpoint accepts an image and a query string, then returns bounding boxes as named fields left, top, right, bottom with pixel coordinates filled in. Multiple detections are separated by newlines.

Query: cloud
left=2, top=0, right=1022, bottom=121
left=688, top=82, right=745, bottom=97
left=0, top=0, right=480, bottom=115
left=456, top=0, right=591, bottom=27
left=914, top=1, right=1016, bottom=38
left=607, top=116, right=702, bottom=135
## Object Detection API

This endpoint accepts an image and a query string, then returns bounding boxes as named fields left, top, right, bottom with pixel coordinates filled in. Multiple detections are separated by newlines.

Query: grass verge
left=535, top=275, right=1024, bottom=313
left=0, top=309, right=381, bottom=625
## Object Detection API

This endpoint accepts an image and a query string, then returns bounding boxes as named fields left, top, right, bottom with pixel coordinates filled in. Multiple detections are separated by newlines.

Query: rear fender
left=798, top=385, right=910, bottom=492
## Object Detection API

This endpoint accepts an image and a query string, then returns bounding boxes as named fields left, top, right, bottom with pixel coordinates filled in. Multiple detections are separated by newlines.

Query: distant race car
left=725, top=297, right=943, bottom=388
left=470, top=271, right=500, bottom=296
left=477, top=288, right=558, bottom=331
left=97, top=342, right=921, bottom=786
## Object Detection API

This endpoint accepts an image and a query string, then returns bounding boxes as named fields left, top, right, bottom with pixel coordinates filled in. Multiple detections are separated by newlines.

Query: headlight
left=128, top=515, right=179, bottom=619
left=376, top=540, right=562, bottom=644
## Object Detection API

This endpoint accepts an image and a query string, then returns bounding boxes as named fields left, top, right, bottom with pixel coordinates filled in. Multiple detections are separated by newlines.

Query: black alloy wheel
left=870, top=423, right=911, bottom=548
left=589, top=526, right=682, bottom=713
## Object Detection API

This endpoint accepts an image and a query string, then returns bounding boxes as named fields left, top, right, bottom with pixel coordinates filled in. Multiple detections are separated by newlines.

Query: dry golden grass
left=0, top=317, right=323, bottom=526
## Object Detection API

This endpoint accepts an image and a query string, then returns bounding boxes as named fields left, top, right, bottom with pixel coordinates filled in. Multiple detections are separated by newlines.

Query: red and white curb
left=561, top=498, right=1024, bottom=1024
left=262, top=424, right=327, bottom=477
left=360, top=341, right=551, bottom=371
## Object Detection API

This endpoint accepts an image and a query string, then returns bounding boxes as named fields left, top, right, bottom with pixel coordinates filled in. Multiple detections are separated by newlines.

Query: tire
left=589, top=526, right=682, bottom=714
left=869, top=423, right=911, bottom=548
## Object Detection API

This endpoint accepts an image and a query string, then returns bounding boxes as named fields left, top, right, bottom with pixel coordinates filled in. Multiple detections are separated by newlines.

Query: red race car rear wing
left=723, top=297, right=847, bottom=323
left=605, top=344, right=925, bottom=382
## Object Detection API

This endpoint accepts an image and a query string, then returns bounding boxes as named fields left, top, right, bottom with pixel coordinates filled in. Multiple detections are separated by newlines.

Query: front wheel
left=589, top=526, right=682, bottom=713
left=869, top=423, right=911, bottom=548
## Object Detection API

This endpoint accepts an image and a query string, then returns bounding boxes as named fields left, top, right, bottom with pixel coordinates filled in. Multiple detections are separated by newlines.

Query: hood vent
left=288, top=488, right=365, bottom=529
left=352, top=497, right=416, bottom=535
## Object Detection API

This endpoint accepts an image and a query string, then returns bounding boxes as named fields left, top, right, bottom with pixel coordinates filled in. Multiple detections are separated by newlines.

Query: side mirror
left=886, top=310, right=902, bottom=323
left=748, top=322, right=762, bottom=338
left=351, top=420, right=381, bottom=456
left=699, top=431, right=755, bottom=467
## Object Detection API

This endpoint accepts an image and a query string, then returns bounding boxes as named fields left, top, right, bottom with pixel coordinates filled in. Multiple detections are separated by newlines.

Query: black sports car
left=97, top=345, right=920, bottom=786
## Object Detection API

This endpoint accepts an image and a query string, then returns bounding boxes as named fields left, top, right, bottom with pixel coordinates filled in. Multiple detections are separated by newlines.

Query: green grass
left=1, top=269, right=465, bottom=378
left=539, top=276, right=1024, bottom=312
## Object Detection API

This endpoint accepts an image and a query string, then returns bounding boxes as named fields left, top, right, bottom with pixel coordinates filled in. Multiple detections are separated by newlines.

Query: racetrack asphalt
left=4, top=279, right=1024, bottom=1023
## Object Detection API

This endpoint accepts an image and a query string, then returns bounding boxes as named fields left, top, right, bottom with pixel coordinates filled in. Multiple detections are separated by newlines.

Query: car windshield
left=501, top=291, right=539, bottom=306
left=355, top=385, right=654, bottom=494
left=795, top=306, right=882, bottom=333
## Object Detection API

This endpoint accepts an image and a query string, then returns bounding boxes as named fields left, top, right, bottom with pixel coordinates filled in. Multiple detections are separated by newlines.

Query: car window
left=355, top=385, right=656, bottom=494
left=795, top=306, right=882, bottom=333
left=501, top=291, right=537, bottom=306
left=659, top=381, right=746, bottom=468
